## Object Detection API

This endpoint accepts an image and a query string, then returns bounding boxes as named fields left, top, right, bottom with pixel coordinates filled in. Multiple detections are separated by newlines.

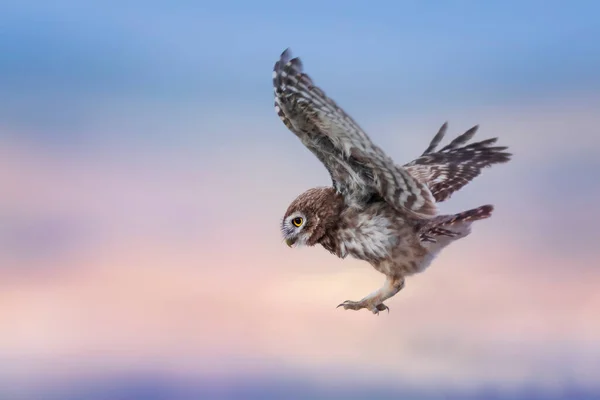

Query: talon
left=375, top=303, right=390, bottom=313
left=336, top=300, right=349, bottom=309
left=336, top=300, right=364, bottom=311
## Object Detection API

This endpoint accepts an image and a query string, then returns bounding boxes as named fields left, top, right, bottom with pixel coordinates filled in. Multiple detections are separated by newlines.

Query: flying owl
left=274, top=48, right=512, bottom=315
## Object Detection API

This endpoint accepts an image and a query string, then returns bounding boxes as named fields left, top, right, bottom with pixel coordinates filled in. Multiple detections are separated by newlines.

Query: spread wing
left=404, top=123, right=512, bottom=202
left=273, top=48, right=437, bottom=218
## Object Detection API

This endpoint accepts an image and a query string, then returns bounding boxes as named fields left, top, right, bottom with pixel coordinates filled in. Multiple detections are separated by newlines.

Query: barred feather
left=418, top=205, right=493, bottom=243
left=274, top=48, right=437, bottom=217
left=405, top=124, right=512, bottom=203
left=440, top=125, right=479, bottom=151
left=421, top=122, right=448, bottom=155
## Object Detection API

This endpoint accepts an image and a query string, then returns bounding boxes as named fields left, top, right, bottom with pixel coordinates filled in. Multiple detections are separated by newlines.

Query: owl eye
left=292, top=217, right=304, bottom=227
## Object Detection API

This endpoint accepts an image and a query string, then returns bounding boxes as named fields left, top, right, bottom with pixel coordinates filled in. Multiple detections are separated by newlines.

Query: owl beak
left=285, top=238, right=296, bottom=247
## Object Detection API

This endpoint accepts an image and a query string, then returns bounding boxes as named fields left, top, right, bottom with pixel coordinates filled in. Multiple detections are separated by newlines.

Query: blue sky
left=1, top=1, right=599, bottom=131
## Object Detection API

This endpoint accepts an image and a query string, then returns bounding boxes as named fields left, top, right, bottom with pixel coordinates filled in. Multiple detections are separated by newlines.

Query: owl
left=274, top=48, right=512, bottom=314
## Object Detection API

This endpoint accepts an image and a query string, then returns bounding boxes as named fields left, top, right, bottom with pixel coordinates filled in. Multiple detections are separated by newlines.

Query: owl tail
left=418, top=205, right=494, bottom=243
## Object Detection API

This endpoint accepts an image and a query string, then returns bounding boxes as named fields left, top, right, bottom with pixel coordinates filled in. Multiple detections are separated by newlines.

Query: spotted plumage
left=275, top=48, right=512, bottom=314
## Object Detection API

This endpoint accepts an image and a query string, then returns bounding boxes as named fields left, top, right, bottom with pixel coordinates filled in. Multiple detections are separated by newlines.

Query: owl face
left=281, top=210, right=313, bottom=247
left=280, top=187, right=344, bottom=248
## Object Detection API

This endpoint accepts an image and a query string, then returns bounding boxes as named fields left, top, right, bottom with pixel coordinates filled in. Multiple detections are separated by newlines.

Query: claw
left=336, top=300, right=389, bottom=315
left=336, top=300, right=361, bottom=311
left=369, top=303, right=390, bottom=315
left=336, top=300, right=353, bottom=310
left=376, top=303, right=390, bottom=313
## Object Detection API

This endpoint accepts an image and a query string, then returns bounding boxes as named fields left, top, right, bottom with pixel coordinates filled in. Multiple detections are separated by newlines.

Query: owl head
left=281, top=187, right=344, bottom=248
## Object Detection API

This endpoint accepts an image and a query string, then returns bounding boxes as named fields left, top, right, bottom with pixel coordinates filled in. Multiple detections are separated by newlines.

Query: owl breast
left=335, top=203, right=411, bottom=262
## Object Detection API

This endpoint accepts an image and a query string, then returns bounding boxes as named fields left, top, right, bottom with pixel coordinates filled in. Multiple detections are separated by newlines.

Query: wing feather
left=274, top=48, right=437, bottom=217
left=406, top=124, right=512, bottom=202
left=421, top=122, right=448, bottom=156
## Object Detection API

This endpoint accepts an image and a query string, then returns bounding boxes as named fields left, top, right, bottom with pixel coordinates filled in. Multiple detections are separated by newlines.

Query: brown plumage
left=275, top=48, right=512, bottom=315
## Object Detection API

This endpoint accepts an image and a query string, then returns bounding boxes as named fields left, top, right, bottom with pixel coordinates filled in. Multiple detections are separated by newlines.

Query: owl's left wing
left=273, top=48, right=437, bottom=218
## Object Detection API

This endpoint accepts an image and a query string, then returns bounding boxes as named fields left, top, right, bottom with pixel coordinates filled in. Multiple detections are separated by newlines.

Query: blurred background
left=1, top=1, right=600, bottom=399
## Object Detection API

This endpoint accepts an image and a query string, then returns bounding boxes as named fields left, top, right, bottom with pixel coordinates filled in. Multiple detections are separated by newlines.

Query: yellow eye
left=292, top=217, right=303, bottom=227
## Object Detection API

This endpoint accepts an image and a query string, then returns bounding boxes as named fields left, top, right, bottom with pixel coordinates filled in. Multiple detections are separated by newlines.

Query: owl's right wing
left=404, top=123, right=512, bottom=202
left=273, top=48, right=437, bottom=218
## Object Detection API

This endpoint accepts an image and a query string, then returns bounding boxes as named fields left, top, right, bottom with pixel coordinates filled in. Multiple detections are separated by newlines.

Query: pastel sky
left=1, top=1, right=600, bottom=399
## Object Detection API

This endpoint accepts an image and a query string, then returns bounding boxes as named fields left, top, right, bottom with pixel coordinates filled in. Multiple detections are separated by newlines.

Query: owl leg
left=336, top=276, right=405, bottom=315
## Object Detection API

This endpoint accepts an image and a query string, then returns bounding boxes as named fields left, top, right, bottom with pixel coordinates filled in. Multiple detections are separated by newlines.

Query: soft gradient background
left=2, top=1, right=600, bottom=399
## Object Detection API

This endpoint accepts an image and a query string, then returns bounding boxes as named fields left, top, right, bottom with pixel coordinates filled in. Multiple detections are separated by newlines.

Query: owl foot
left=336, top=300, right=389, bottom=315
